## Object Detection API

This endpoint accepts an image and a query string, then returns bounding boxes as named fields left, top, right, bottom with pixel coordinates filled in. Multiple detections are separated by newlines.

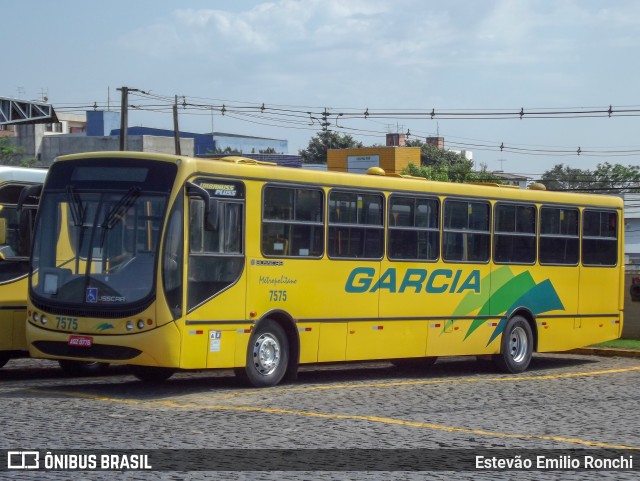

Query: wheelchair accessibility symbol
left=86, top=288, right=98, bottom=303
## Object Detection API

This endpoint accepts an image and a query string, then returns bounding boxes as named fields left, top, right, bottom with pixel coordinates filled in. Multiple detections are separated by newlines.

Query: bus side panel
left=0, top=310, right=14, bottom=351
left=0, top=277, right=29, bottom=351
left=425, top=264, right=492, bottom=357
left=528, top=265, right=579, bottom=352
left=247, top=258, right=378, bottom=363
left=576, top=265, right=622, bottom=347
left=12, top=310, right=27, bottom=351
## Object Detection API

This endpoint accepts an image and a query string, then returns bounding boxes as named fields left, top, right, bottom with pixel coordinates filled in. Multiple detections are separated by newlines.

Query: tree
left=259, top=147, right=277, bottom=154
left=539, top=164, right=592, bottom=191
left=299, top=131, right=363, bottom=164
left=540, top=162, right=640, bottom=193
left=0, top=137, right=37, bottom=167
left=402, top=139, right=502, bottom=184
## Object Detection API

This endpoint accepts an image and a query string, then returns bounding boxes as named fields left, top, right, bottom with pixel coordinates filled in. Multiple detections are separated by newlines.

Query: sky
left=3, top=0, right=640, bottom=179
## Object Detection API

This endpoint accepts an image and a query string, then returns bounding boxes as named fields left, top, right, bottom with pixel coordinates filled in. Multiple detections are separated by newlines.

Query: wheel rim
left=252, top=333, right=281, bottom=376
left=508, top=326, right=528, bottom=363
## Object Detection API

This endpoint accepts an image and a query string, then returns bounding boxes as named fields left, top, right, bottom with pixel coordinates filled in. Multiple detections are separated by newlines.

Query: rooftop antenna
left=497, top=158, right=507, bottom=172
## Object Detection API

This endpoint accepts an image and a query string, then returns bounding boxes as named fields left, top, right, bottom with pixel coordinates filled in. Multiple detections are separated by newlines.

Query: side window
left=540, top=207, right=579, bottom=265
left=443, top=199, right=490, bottom=263
left=0, top=183, right=40, bottom=283
left=187, top=180, right=245, bottom=311
left=328, top=191, right=384, bottom=259
left=388, top=195, right=439, bottom=261
left=493, top=203, right=536, bottom=264
left=582, top=210, right=618, bottom=266
left=262, top=186, right=324, bottom=257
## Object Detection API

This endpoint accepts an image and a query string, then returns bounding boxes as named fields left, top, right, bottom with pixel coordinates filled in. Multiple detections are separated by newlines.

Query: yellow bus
left=25, top=152, right=624, bottom=386
left=0, top=166, right=47, bottom=368
left=0, top=166, right=108, bottom=375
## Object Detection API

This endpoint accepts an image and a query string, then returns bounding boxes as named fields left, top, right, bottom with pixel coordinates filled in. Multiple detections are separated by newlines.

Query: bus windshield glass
left=29, top=158, right=177, bottom=310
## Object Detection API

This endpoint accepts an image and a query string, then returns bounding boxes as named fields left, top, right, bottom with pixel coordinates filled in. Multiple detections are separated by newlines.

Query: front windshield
left=30, top=159, right=176, bottom=311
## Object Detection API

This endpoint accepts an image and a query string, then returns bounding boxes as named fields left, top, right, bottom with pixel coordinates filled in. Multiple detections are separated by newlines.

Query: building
left=8, top=109, right=291, bottom=167
left=490, top=172, right=530, bottom=189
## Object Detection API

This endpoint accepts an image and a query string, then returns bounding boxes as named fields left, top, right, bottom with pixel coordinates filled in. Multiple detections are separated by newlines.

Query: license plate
left=68, top=335, right=93, bottom=347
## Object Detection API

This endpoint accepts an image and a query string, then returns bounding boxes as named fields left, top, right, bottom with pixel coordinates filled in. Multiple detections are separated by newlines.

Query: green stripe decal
left=446, top=266, right=566, bottom=346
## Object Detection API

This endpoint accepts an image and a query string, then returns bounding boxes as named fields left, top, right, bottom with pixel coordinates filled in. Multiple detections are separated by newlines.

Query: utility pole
left=173, top=95, right=181, bottom=155
left=117, top=86, right=129, bottom=151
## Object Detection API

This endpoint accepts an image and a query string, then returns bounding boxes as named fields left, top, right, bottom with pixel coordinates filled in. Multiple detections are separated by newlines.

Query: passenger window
left=540, top=207, right=579, bottom=265
left=388, top=195, right=439, bottom=261
left=443, top=199, right=490, bottom=263
left=262, top=186, right=324, bottom=257
left=328, top=191, right=384, bottom=259
left=493, top=203, right=536, bottom=264
left=582, top=210, right=617, bottom=266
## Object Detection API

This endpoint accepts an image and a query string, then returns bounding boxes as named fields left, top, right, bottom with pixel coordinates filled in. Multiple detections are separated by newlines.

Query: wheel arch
left=257, top=309, right=300, bottom=381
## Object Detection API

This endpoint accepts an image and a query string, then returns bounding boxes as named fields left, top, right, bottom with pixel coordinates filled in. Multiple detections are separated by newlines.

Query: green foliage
left=299, top=131, right=363, bottom=164
left=540, top=162, right=640, bottom=193
left=259, top=147, right=277, bottom=154
left=0, top=137, right=37, bottom=167
left=403, top=139, right=503, bottom=184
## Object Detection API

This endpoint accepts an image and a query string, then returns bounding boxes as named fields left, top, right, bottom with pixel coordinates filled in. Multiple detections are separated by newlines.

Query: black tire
left=130, top=365, right=175, bottom=382
left=391, top=357, right=438, bottom=370
left=493, top=316, right=533, bottom=373
left=242, top=320, right=289, bottom=388
left=58, top=360, right=109, bottom=376
left=0, top=354, right=9, bottom=369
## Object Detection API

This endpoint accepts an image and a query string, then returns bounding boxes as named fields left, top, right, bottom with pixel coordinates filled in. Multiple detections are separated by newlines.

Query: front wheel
left=242, top=320, right=289, bottom=388
left=58, top=360, right=109, bottom=376
left=130, top=365, right=175, bottom=382
left=493, top=316, right=533, bottom=373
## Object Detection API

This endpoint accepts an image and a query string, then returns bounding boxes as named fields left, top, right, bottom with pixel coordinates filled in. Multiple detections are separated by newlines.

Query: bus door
left=183, top=179, right=246, bottom=369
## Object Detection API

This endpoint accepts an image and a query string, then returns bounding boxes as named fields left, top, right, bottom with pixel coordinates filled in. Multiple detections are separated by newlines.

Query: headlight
left=126, top=321, right=134, bottom=331
left=137, top=320, right=145, bottom=330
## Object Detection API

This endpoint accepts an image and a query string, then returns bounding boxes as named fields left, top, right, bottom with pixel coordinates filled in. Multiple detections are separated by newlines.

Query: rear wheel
left=58, top=360, right=109, bottom=376
left=242, top=320, right=289, bottom=388
left=0, top=354, right=9, bottom=369
left=130, top=365, right=175, bottom=382
left=493, top=316, right=533, bottom=373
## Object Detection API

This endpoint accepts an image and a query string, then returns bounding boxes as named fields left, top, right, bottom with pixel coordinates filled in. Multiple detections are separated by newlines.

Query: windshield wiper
left=100, top=187, right=141, bottom=245
left=66, top=186, right=85, bottom=227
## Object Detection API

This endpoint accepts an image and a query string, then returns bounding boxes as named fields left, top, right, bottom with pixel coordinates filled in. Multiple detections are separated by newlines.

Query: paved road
left=0, top=353, right=639, bottom=480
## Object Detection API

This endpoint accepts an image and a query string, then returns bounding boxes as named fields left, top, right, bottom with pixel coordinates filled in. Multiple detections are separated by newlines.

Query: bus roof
left=54, top=151, right=623, bottom=210
left=0, top=166, right=48, bottom=183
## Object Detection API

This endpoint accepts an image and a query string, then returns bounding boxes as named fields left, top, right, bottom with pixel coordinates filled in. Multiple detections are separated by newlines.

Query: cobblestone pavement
left=0, top=353, right=639, bottom=480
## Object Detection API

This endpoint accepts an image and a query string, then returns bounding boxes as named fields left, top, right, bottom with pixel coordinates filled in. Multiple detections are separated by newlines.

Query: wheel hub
left=509, top=326, right=528, bottom=363
left=253, top=333, right=281, bottom=375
